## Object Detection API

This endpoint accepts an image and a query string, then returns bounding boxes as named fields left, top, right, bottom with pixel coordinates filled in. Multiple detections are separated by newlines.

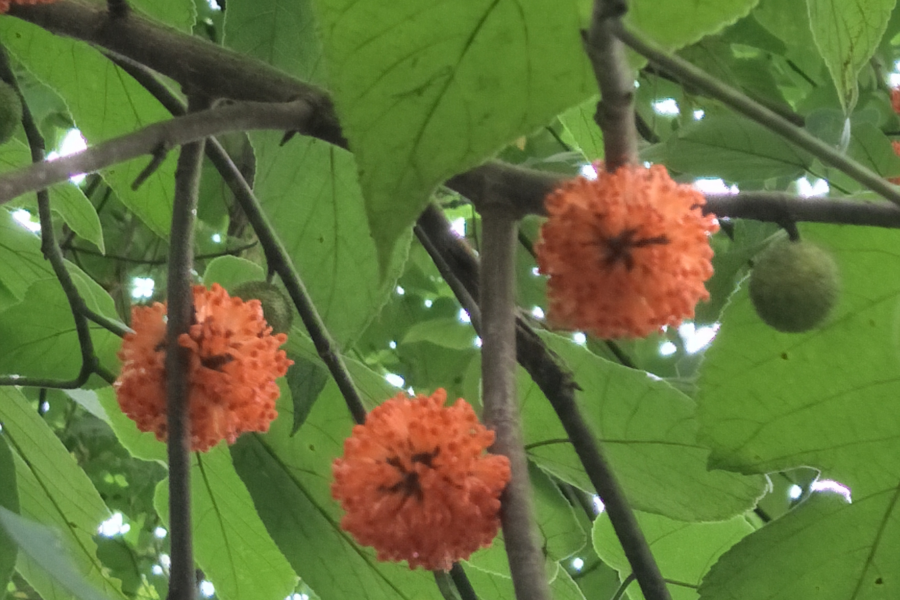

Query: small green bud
left=748, top=239, right=840, bottom=333
left=232, top=281, right=294, bottom=334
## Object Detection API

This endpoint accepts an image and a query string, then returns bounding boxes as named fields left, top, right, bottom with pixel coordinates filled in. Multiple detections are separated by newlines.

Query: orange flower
left=332, top=389, right=510, bottom=571
left=1, top=0, right=60, bottom=13
left=890, top=141, right=900, bottom=184
left=115, top=283, right=292, bottom=452
left=892, top=87, right=900, bottom=115
left=535, top=163, right=718, bottom=339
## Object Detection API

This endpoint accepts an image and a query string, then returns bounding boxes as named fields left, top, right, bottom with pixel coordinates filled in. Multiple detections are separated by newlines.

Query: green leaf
left=0, top=278, right=120, bottom=383
left=230, top=382, right=443, bottom=600
left=807, top=0, right=896, bottom=113
left=96, top=387, right=167, bottom=464
left=0, top=434, right=18, bottom=598
left=0, top=387, right=126, bottom=600
left=202, top=255, right=266, bottom=290
left=559, top=98, right=604, bottom=162
left=697, top=224, right=900, bottom=496
left=154, top=447, right=297, bottom=600
left=401, top=317, right=479, bottom=351
left=252, top=133, right=409, bottom=345
left=2, top=18, right=176, bottom=238
left=310, top=0, right=595, bottom=265
left=285, top=355, right=329, bottom=436
left=699, top=493, right=893, bottom=600
left=521, top=334, right=767, bottom=522
left=462, top=564, right=587, bottom=600
left=0, top=209, right=54, bottom=311
left=223, top=0, right=325, bottom=84
left=753, top=0, right=816, bottom=49
left=0, top=508, right=111, bottom=600
left=627, top=0, right=760, bottom=49
left=649, top=115, right=813, bottom=181
left=593, top=511, right=754, bottom=600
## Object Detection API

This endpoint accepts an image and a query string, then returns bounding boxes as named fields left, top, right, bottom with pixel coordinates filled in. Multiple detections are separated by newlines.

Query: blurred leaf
left=202, top=255, right=266, bottom=290
left=559, top=99, right=604, bottom=162
left=699, top=493, right=894, bottom=600
left=0, top=209, right=54, bottom=311
left=309, top=0, right=595, bottom=265
left=593, top=511, right=753, bottom=600
left=402, top=317, right=479, bottom=351
left=0, top=434, right=18, bottom=599
left=2, top=18, right=176, bottom=238
left=652, top=115, right=813, bottom=181
left=251, top=133, right=409, bottom=345
left=155, top=446, right=297, bottom=600
left=131, top=0, right=195, bottom=31
left=807, top=0, right=895, bottom=112
left=0, top=387, right=126, bottom=600
left=520, top=334, right=767, bottom=521
left=0, top=508, right=111, bottom=600
left=627, top=0, right=760, bottom=49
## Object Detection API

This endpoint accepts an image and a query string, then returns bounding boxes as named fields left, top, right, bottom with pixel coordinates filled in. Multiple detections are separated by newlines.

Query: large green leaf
left=646, top=115, right=813, bottom=182
left=521, top=334, right=767, bottom=522
left=0, top=209, right=53, bottom=311
left=593, top=511, right=754, bottom=600
left=0, top=277, right=121, bottom=383
left=807, top=0, right=896, bottom=113
left=2, top=18, right=176, bottom=238
left=154, top=446, right=297, bottom=600
left=696, top=224, right=900, bottom=598
left=464, top=564, right=587, bottom=600
left=131, top=0, right=195, bottom=31
left=699, top=492, right=897, bottom=600
left=0, top=387, right=126, bottom=600
left=310, top=0, right=595, bottom=265
left=251, top=133, right=409, bottom=346
left=627, top=0, right=760, bottom=49
left=0, top=434, right=18, bottom=599
left=230, top=381, right=443, bottom=600
left=223, top=0, right=325, bottom=85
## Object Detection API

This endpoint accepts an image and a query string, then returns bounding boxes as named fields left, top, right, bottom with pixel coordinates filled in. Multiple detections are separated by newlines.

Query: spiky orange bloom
left=0, top=0, right=59, bottom=13
left=535, top=163, right=718, bottom=339
left=115, top=283, right=292, bottom=452
left=892, top=88, right=900, bottom=115
left=332, top=389, right=510, bottom=571
left=890, top=141, right=900, bottom=184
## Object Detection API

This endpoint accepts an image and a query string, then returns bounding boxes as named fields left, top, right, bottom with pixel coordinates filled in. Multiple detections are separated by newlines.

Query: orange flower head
left=115, top=283, right=292, bottom=452
left=1, top=0, right=60, bottom=13
left=892, top=87, right=900, bottom=115
left=535, top=163, right=718, bottom=339
left=331, top=389, right=511, bottom=571
left=890, top=141, right=900, bottom=184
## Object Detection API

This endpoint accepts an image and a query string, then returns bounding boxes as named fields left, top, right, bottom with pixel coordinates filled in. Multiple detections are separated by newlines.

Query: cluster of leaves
left=0, top=0, right=899, bottom=600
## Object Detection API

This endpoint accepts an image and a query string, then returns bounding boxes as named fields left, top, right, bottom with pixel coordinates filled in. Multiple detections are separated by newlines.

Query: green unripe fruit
left=0, top=81, right=21, bottom=146
left=232, top=281, right=294, bottom=334
left=748, top=239, right=840, bottom=333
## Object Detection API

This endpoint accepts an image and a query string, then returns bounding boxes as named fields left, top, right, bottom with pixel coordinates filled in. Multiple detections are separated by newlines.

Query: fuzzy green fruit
left=748, top=239, right=840, bottom=333
left=232, top=281, right=294, bottom=334
left=0, top=81, right=21, bottom=145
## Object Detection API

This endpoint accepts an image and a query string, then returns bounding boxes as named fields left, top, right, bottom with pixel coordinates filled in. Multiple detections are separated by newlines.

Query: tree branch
left=612, top=21, right=900, bottom=208
left=480, top=203, right=551, bottom=600
left=0, top=99, right=316, bottom=205
left=583, top=0, right=637, bottom=169
left=164, top=96, right=210, bottom=600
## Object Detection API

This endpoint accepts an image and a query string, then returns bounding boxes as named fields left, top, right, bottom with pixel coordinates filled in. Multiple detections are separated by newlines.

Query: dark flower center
left=601, top=228, right=669, bottom=271
left=382, top=448, right=440, bottom=502
left=200, top=353, right=234, bottom=371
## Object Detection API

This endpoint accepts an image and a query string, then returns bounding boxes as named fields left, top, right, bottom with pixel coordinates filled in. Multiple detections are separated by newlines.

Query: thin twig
left=613, top=22, right=900, bottom=208
left=0, top=46, right=100, bottom=390
left=480, top=204, right=550, bottom=600
left=450, top=564, right=479, bottom=600
left=0, top=100, right=316, bottom=205
left=164, top=96, right=210, bottom=600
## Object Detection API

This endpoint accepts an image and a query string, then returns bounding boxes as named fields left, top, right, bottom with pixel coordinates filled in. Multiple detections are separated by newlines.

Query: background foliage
left=0, top=0, right=898, bottom=599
